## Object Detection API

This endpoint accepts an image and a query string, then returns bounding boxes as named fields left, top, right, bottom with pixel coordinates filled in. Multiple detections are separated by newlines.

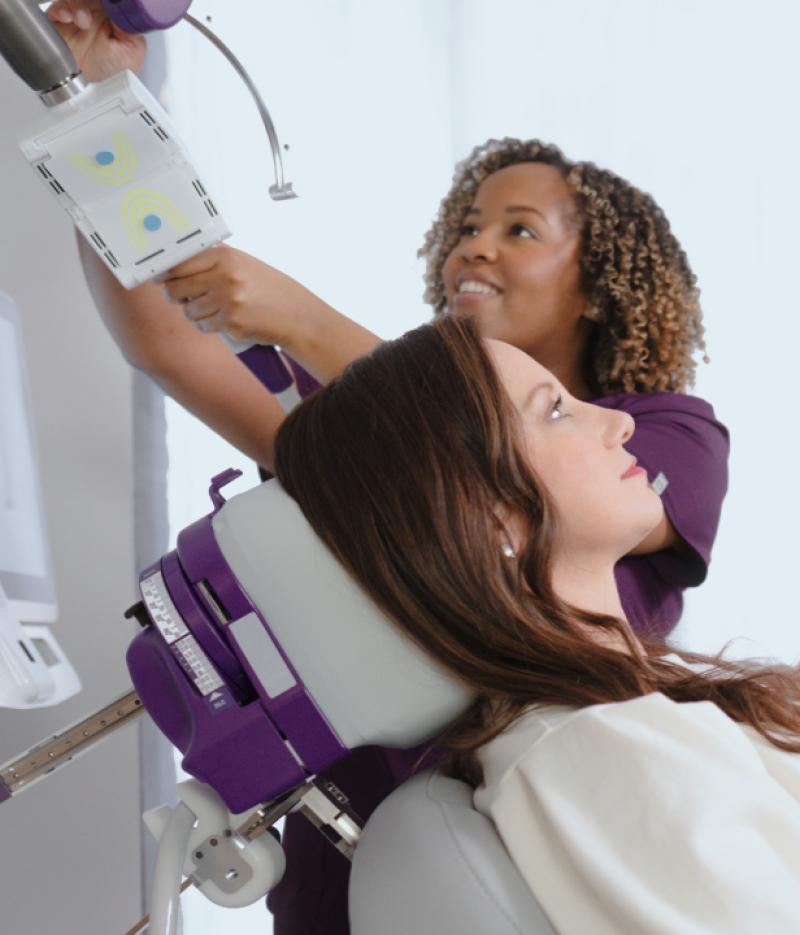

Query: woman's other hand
left=46, top=0, right=146, bottom=82
left=162, top=245, right=319, bottom=351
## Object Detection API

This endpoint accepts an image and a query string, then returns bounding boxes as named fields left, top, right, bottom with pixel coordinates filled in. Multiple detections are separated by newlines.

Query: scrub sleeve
left=266, top=382, right=730, bottom=935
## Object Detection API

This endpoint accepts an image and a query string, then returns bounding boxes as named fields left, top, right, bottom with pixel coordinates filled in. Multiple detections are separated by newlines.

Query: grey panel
left=230, top=611, right=297, bottom=698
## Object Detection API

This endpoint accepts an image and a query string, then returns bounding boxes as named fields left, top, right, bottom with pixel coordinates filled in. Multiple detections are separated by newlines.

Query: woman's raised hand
left=162, top=245, right=319, bottom=351
left=46, top=0, right=146, bottom=82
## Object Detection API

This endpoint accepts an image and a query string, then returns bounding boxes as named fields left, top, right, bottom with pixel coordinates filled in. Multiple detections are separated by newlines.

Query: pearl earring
left=500, top=542, right=517, bottom=559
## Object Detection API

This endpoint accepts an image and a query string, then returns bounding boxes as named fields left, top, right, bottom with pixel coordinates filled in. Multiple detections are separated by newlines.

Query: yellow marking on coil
left=121, top=188, right=191, bottom=252
left=67, top=131, right=138, bottom=186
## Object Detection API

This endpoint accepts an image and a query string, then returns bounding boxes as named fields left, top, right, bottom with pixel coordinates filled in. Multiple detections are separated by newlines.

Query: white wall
left=449, top=0, right=800, bottom=663
left=0, top=54, right=143, bottom=935
left=163, top=0, right=456, bottom=531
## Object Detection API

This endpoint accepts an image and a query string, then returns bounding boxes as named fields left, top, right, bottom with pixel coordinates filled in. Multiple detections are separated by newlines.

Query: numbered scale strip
left=0, top=689, right=145, bottom=799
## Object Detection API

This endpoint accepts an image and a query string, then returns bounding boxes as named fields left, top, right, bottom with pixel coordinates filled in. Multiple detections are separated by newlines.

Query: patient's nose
left=603, top=409, right=634, bottom=448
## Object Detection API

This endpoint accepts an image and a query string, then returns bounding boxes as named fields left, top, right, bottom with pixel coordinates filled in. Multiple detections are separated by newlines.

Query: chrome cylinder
left=0, top=0, right=84, bottom=104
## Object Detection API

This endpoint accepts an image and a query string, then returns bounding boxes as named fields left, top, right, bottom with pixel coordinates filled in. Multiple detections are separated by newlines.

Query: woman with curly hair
left=419, top=138, right=706, bottom=397
left=50, top=5, right=728, bottom=933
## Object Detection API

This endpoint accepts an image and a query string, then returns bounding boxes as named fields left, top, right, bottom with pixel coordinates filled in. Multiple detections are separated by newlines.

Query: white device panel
left=0, top=293, right=80, bottom=708
left=18, top=70, right=230, bottom=289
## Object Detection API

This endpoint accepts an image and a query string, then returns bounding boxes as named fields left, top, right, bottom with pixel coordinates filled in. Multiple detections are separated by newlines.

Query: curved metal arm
left=183, top=13, right=297, bottom=202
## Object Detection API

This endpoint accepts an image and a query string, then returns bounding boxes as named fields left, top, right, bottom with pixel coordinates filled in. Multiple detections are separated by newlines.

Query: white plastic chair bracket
left=144, top=778, right=287, bottom=923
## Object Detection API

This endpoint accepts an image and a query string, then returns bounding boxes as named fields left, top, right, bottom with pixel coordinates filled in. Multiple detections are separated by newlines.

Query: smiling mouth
left=455, top=280, right=502, bottom=299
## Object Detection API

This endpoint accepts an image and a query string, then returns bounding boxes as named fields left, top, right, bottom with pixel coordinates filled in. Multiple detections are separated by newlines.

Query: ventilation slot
left=103, top=250, right=120, bottom=269
left=203, top=199, right=218, bottom=218
left=38, top=162, right=66, bottom=193
left=176, top=229, right=202, bottom=245
left=140, top=110, right=155, bottom=126
left=192, top=178, right=207, bottom=197
left=90, top=231, right=108, bottom=250
left=135, top=248, right=165, bottom=265
left=152, top=126, right=169, bottom=142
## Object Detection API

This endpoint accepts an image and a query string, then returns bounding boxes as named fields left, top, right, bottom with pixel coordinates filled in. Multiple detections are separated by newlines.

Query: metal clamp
left=183, top=13, right=297, bottom=201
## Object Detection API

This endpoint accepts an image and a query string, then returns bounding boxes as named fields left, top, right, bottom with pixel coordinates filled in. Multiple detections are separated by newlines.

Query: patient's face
left=486, top=340, right=662, bottom=563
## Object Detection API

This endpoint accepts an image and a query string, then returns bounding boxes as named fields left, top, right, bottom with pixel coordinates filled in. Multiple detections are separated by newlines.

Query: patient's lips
left=621, top=458, right=646, bottom=480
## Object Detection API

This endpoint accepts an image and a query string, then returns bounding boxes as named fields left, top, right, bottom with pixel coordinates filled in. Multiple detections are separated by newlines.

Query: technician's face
left=442, top=163, right=589, bottom=357
left=486, top=339, right=661, bottom=562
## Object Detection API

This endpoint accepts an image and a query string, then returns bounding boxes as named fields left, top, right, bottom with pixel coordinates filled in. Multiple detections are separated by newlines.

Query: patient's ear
left=492, top=503, right=526, bottom=559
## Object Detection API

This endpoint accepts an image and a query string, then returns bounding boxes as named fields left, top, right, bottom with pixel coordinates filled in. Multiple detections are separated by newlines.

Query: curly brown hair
left=419, top=138, right=707, bottom=396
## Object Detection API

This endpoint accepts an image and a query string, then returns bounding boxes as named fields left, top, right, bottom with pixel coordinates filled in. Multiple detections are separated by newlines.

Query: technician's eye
left=548, top=395, right=567, bottom=421
left=459, top=223, right=479, bottom=238
left=510, top=223, right=535, bottom=239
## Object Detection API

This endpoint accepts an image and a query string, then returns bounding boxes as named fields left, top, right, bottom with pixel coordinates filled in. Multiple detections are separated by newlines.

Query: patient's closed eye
left=548, top=395, right=567, bottom=422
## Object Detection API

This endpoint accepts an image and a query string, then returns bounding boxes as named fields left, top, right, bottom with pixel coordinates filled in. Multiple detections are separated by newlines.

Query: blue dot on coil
left=95, top=150, right=115, bottom=166
left=143, top=214, right=162, bottom=232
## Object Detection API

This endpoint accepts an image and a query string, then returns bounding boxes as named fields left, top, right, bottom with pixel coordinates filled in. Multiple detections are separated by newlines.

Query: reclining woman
left=47, top=4, right=730, bottom=931
left=274, top=312, right=800, bottom=935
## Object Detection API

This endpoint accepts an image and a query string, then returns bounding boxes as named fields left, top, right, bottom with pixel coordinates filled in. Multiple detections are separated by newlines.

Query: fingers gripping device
left=0, top=0, right=299, bottom=395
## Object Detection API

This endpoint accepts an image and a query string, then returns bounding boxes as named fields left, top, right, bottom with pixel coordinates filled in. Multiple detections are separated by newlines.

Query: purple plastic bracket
left=176, top=516, right=349, bottom=773
left=209, top=468, right=243, bottom=513
left=237, top=345, right=295, bottom=395
left=101, top=0, right=192, bottom=33
left=0, top=779, right=11, bottom=803
left=127, top=627, right=305, bottom=812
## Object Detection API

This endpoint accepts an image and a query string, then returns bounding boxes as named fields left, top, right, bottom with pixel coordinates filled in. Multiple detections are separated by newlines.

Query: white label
left=651, top=471, right=669, bottom=496
left=141, top=572, right=188, bottom=644
left=174, top=634, right=224, bottom=696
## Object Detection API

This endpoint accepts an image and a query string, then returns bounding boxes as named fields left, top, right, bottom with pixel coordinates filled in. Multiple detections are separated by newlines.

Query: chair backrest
left=349, top=770, right=558, bottom=935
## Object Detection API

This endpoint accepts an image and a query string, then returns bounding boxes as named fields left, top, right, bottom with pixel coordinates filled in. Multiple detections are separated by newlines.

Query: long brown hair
left=275, top=314, right=798, bottom=785
left=419, top=137, right=706, bottom=396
